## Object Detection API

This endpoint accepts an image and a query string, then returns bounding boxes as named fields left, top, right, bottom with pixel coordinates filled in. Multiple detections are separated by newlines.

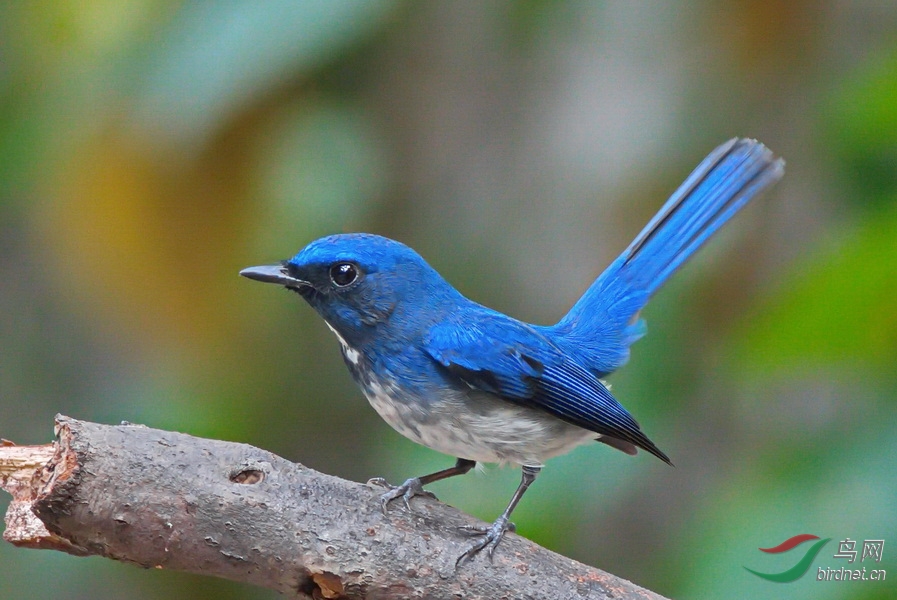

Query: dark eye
left=329, top=262, right=359, bottom=287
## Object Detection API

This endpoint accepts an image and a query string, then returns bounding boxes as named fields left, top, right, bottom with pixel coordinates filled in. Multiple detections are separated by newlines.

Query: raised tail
left=546, top=138, right=784, bottom=375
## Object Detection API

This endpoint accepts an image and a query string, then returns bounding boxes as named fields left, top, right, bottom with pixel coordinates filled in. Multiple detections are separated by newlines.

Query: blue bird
left=241, top=138, right=784, bottom=563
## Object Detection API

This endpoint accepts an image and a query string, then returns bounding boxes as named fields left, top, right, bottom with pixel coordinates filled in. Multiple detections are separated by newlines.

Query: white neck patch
left=325, top=322, right=361, bottom=366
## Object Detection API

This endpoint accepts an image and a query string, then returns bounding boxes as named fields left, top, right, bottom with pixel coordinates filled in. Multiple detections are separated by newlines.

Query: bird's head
left=241, top=233, right=456, bottom=346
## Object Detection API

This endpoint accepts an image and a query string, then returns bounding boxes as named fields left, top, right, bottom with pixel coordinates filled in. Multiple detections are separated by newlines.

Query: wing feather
left=425, top=315, right=671, bottom=464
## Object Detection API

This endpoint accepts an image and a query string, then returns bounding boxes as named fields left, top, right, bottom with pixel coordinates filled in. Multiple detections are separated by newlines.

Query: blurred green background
left=2, top=1, right=895, bottom=599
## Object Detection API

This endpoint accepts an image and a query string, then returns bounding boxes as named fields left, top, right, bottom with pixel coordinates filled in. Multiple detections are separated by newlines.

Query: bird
left=240, top=137, right=784, bottom=564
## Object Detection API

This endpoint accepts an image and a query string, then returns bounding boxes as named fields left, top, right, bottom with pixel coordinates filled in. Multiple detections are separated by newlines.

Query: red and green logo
left=745, top=534, right=831, bottom=582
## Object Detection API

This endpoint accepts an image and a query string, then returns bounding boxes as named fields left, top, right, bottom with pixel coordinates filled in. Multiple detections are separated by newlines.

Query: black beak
left=239, top=264, right=309, bottom=289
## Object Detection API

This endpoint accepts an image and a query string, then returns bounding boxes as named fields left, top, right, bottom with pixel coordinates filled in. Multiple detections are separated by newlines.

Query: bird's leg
left=456, top=464, right=541, bottom=565
left=368, top=458, right=476, bottom=513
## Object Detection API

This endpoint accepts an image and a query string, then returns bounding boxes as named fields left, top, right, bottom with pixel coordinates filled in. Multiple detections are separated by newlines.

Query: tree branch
left=1, top=415, right=668, bottom=600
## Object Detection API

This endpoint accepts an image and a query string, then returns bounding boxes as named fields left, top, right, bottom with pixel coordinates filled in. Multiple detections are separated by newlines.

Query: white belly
left=362, top=378, right=597, bottom=467
left=324, top=322, right=598, bottom=466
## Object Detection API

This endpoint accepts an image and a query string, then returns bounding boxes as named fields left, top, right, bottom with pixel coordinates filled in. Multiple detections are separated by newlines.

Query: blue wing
left=425, top=314, right=671, bottom=464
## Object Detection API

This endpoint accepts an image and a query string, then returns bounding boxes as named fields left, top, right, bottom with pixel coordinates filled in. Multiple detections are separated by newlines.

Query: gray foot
left=367, top=476, right=437, bottom=513
left=456, top=515, right=516, bottom=565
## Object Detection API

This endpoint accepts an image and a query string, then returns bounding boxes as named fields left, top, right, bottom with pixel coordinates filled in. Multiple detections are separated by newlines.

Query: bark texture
left=1, top=415, right=668, bottom=600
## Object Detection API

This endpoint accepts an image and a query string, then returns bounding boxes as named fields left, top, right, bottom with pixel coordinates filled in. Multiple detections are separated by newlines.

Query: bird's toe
left=456, top=515, right=513, bottom=566
left=367, top=476, right=437, bottom=513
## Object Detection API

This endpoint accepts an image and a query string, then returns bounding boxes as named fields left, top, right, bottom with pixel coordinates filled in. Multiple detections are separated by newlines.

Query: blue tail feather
left=545, top=138, right=784, bottom=375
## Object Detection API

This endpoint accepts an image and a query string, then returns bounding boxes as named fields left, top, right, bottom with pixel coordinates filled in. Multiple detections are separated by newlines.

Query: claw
left=456, top=515, right=514, bottom=566
left=367, top=476, right=437, bottom=513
